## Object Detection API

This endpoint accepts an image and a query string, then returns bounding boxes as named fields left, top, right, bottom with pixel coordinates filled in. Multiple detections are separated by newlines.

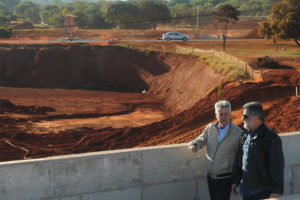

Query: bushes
left=0, top=26, right=12, bottom=38
left=256, top=56, right=282, bottom=69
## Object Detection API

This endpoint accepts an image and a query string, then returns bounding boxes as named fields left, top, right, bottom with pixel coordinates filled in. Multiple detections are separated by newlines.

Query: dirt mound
left=264, top=96, right=300, bottom=132
left=239, top=28, right=262, bottom=39
left=0, top=98, right=54, bottom=114
left=0, top=81, right=298, bottom=162
left=256, top=56, right=294, bottom=69
left=247, top=57, right=300, bottom=86
left=0, top=99, right=15, bottom=109
left=113, top=81, right=297, bottom=148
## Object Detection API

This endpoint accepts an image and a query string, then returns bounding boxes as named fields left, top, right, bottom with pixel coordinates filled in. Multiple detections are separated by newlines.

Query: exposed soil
left=0, top=45, right=168, bottom=92
left=247, top=57, right=300, bottom=86
left=0, top=44, right=225, bottom=113
left=0, top=81, right=298, bottom=162
left=0, top=39, right=299, bottom=162
left=0, top=44, right=227, bottom=161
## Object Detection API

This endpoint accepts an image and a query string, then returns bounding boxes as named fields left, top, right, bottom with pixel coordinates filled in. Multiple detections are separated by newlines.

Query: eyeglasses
left=242, top=114, right=249, bottom=120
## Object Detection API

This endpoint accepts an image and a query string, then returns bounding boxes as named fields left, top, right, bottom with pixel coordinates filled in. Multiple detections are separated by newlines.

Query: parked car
left=162, top=32, right=189, bottom=41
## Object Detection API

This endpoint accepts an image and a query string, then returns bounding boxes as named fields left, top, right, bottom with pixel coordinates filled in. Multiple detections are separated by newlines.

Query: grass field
left=120, top=40, right=300, bottom=59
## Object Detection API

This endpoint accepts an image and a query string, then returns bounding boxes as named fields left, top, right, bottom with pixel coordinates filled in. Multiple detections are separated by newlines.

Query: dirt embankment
left=0, top=44, right=224, bottom=113
left=110, top=82, right=298, bottom=148
left=0, top=45, right=165, bottom=92
left=141, top=53, right=225, bottom=113
left=0, top=44, right=299, bottom=162
left=0, top=81, right=298, bottom=162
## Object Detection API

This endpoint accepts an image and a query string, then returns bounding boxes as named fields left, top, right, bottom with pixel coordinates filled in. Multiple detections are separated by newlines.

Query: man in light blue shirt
left=189, top=100, right=242, bottom=200
left=217, top=120, right=230, bottom=143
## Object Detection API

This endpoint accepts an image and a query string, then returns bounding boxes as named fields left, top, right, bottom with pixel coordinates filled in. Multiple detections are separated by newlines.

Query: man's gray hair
left=215, top=100, right=231, bottom=113
left=243, top=102, right=264, bottom=122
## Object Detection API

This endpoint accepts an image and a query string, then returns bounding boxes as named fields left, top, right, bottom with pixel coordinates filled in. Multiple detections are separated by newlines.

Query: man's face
left=242, top=109, right=255, bottom=131
left=216, top=107, right=231, bottom=128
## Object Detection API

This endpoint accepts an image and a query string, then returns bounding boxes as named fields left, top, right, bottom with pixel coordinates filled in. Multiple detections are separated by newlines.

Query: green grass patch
left=137, top=49, right=153, bottom=56
left=198, top=54, right=250, bottom=81
left=227, top=49, right=300, bottom=59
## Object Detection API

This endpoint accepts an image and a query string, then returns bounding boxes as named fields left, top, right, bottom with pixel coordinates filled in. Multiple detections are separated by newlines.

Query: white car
left=162, top=32, right=189, bottom=41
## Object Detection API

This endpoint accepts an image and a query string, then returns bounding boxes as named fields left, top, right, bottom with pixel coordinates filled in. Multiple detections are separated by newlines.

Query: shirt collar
left=217, top=121, right=231, bottom=130
left=251, top=123, right=265, bottom=135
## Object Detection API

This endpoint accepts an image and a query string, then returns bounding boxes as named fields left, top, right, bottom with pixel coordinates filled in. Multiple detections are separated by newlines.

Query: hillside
left=0, top=43, right=299, bottom=162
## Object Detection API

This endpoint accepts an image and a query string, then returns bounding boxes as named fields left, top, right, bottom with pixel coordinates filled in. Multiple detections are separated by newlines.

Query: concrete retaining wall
left=0, top=131, right=299, bottom=200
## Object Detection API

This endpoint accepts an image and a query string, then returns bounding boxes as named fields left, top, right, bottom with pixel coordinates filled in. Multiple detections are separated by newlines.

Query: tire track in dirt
left=0, top=139, right=30, bottom=159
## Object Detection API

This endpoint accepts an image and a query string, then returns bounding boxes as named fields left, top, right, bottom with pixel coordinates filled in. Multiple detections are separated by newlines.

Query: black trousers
left=207, top=174, right=233, bottom=200
left=243, top=191, right=271, bottom=200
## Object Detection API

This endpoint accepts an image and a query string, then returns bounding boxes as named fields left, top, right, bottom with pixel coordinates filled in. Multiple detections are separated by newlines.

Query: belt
left=208, top=172, right=232, bottom=179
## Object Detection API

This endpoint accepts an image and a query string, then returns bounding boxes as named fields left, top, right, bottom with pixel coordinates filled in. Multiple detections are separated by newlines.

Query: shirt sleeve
left=232, top=136, right=242, bottom=186
left=269, top=135, right=285, bottom=194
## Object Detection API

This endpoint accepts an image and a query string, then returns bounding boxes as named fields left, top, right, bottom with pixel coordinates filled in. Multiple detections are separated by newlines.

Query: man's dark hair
left=243, top=102, right=264, bottom=122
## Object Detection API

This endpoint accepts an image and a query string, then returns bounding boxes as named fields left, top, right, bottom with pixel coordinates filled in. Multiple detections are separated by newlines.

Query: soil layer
left=0, top=43, right=299, bottom=162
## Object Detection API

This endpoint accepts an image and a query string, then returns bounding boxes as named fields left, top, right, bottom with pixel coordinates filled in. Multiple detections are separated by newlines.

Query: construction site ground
left=0, top=22, right=299, bottom=162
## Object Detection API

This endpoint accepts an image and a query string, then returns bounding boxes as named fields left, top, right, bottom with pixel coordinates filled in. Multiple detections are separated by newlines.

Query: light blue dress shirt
left=217, top=122, right=230, bottom=143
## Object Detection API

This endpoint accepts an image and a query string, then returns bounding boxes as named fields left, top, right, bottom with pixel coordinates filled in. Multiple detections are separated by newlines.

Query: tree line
left=0, top=0, right=170, bottom=30
left=0, top=0, right=284, bottom=29
left=0, top=0, right=300, bottom=47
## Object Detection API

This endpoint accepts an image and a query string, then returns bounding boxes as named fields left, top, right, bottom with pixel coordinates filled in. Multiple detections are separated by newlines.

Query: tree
left=50, top=0, right=63, bottom=4
left=41, top=5, right=60, bottom=24
left=212, top=3, right=240, bottom=51
left=41, top=4, right=64, bottom=26
left=15, top=1, right=41, bottom=23
left=83, top=3, right=113, bottom=29
left=268, top=0, right=300, bottom=47
left=0, top=2, right=6, bottom=10
left=168, top=0, right=191, bottom=7
left=0, top=26, right=12, bottom=38
left=137, top=0, right=171, bottom=30
left=0, top=10, right=11, bottom=25
left=171, top=3, right=194, bottom=27
left=84, top=4, right=106, bottom=28
left=0, top=0, right=20, bottom=11
left=258, top=21, right=273, bottom=41
left=103, top=2, right=138, bottom=29
left=258, top=20, right=281, bottom=51
left=69, top=10, right=88, bottom=27
left=49, top=11, right=64, bottom=26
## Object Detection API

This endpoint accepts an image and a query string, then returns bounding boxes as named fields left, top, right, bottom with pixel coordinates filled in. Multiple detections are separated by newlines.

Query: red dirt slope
left=0, top=81, right=298, bottom=162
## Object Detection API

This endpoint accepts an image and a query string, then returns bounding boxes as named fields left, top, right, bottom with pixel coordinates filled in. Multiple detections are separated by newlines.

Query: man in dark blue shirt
left=232, top=102, right=284, bottom=200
